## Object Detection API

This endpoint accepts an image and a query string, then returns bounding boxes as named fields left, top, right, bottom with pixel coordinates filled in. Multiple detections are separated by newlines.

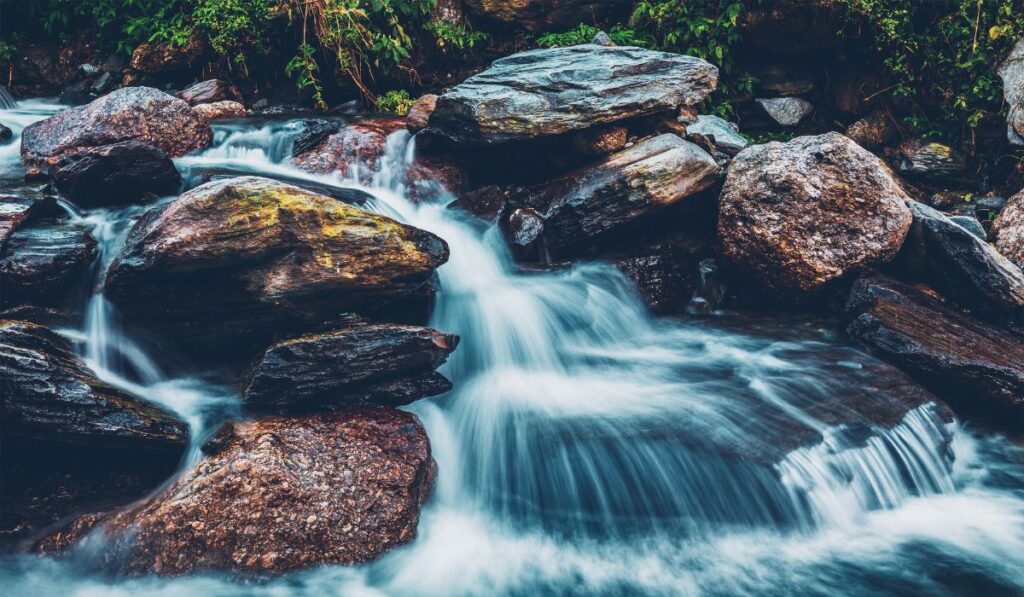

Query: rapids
left=1, top=107, right=1023, bottom=596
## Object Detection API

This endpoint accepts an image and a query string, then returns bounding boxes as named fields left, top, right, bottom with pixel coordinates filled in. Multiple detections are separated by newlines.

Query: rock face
left=21, top=87, right=212, bottom=165
left=427, top=45, right=718, bottom=145
left=243, top=323, right=459, bottom=409
left=462, top=0, right=632, bottom=32
left=844, top=273, right=1024, bottom=427
left=0, top=217, right=97, bottom=307
left=756, top=97, right=814, bottom=126
left=104, top=177, right=448, bottom=356
left=38, top=410, right=436, bottom=576
left=992, top=190, right=1023, bottom=268
left=718, top=132, right=912, bottom=295
left=897, top=201, right=1024, bottom=319
left=896, top=139, right=965, bottom=180
left=998, top=39, right=1024, bottom=145
left=528, top=134, right=719, bottom=257
left=175, top=79, right=238, bottom=106
left=49, top=141, right=181, bottom=206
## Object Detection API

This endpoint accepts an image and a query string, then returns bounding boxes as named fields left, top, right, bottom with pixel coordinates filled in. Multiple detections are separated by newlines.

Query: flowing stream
left=2, top=109, right=1023, bottom=595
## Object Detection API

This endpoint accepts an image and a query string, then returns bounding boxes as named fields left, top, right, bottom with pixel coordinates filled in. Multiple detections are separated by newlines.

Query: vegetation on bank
left=1, top=0, right=1022, bottom=146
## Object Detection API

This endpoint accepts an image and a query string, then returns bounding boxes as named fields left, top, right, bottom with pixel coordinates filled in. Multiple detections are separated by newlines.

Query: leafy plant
left=426, top=20, right=490, bottom=52
left=536, top=23, right=652, bottom=48
left=286, top=42, right=326, bottom=109
left=374, top=88, right=414, bottom=114
left=193, top=0, right=275, bottom=65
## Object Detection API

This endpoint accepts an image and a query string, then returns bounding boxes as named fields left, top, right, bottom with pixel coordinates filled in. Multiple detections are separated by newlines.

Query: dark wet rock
left=754, top=65, right=815, bottom=96
left=928, top=190, right=970, bottom=211
left=91, top=72, right=115, bottom=95
left=129, top=35, right=205, bottom=78
left=37, top=410, right=435, bottom=576
left=292, top=119, right=342, bottom=157
left=49, top=141, right=181, bottom=206
left=462, top=0, right=631, bottom=32
left=832, top=71, right=885, bottom=117
left=845, top=110, right=897, bottom=151
left=610, top=228, right=715, bottom=314
left=896, top=139, right=966, bottom=180
left=503, top=207, right=546, bottom=260
left=685, top=114, right=748, bottom=155
left=755, top=97, right=813, bottom=127
left=998, top=39, right=1024, bottom=145
left=719, top=132, right=912, bottom=295
left=949, top=215, right=986, bottom=240
left=844, top=273, right=1024, bottom=427
left=0, top=195, right=42, bottom=247
left=447, top=185, right=520, bottom=222
left=0, top=123, right=12, bottom=144
left=243, top=324, right=458, bottom=409
left=175, top=79, right=238, bottom=106
left=570, top=125, right=628, bottom=158
left=190, top=101, right=248, bottom=122
left=21, top=87, right=213, bottom=166
left=0, top=217, right=97, bottom=308
left=427, top=45, right=718, bottom=145
left=104, top=176, right=449, bottom=358
left=529, top=134, right=719, bottom=258
left=992, top=190, right=1024, bottom=269
left=896, top=201, right=1024, bottom=320
left=406, top=94, right=437, bottom=133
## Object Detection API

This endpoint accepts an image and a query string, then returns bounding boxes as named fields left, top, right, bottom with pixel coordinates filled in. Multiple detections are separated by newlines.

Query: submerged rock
left=755, top=97, right=814, bottom=127
left=0, top=122, right=11, bottom=144
left=243, top=323, right=458, bottom=409
left=104, top=176, right=448, bottom=357
left=428, top=45, right=718, bottom=145
left=998, top=39, right=1024, bottom=145
left=49, top=141, right=181, bottom=206
left=844, top=273, right=1024, bottom=427
left=37, top=410, right=435, bottom=576
left=992, top=189, right=1024, bottom=270
left=719, top=132, right=912, bottom=295
left=21, top=87, right=212, bottom=166
left=529, top=134, right=719, bottom=258
left=461, top=0, right=631, bottom=32
left=0, top=217, right=97, bottom=308
left=897, top=201, right=1024, bottom=320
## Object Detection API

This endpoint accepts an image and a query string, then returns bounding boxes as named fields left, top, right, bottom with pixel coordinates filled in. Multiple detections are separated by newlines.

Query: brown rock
left=993, top=189, right=1024, bottom=270
left=718, top=132, right=912, bottom=295
left=190, top=100, right=248, bottom=122
left=21, top=87, right=212, bottom=166
left=293, top=118, right=405, bottom=178
left=845, top=110, right=897, bottom=150
left=406, top=94, right=437, bottom=133
left=175, top=79, right=239, bottom=106
left=37, top=410, right=436, bottom=576
left=129, top=35, right=205, bottom=76
left=570, top=125, right=628, bottom=157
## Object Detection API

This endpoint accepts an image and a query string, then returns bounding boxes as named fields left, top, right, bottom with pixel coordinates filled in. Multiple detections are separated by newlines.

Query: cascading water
left=0, top=85, right=17, bottom=110
left=2, top=110, right=1023, bottom=595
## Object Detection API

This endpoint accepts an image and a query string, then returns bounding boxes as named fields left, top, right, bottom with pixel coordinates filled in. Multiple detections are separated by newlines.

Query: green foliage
left=193, top=0, right=274, bottom=64
left=536, top=23, right=652, bottom=49
left=426, top=20, right=490, bottom=53
left=374, top=89, right=414, bottom=114
left=286, top=42, right=326, bottom=109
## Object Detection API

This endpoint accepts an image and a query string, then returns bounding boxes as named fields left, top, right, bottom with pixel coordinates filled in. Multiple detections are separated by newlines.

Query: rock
left=49, top=141, right=181, bottom=206
left=0, top=195, right=42, bottom=247
left=0, top=122, right=12, bottom=144
left=755, top=97, right=814, bottom=127
left=591, top=31, right=614, bottom=47
left=243, top=323, right=458, bottom=409
left=844, top=273, right=1024, bottom=427
left=406, top=94, right=437, bottom=133
left=992, top=190, right=1024, bottom=269
left=461, top=0, right=632, bottom=32
left=427, top=45, right=718, bottom=145
left=21, top=87, right=213, bottom=166
left=292, top=118, right=404, bottom=177
left=949, top=215, right=986, bottom=240
left=527, top=134, right=719, bottom=258
left=0, top=217, right=98, bottom=308
left=104, top=176, right=449, bottom=357
left=845, top=110, right=897, bottom=150
left=610, top=228, right=714, bottom=314
left=754, top=65, right=815, bottom=97
left=570, top=125, right=628, bottom=157
left=896, top=139, right=966, bottom=180
left=190, top=100, right=248, bottom=121
left=175, top=79, right=238, bottom=106
left=685, top=114, right=748, bottom=155
left=292, top=119, right=342, bottom=157
left=897, top=200, right=1024, bottom=319
left=91, top=71, right=115, bottom=95
left=37, top=410, right=435, bottom=576
left=503, top=207, right=546, bottom=260
left=718, top=132, right=912, bottom=295
left=928, top=190, right=969, bottom=211
left=997, top=39, right=1024, bottom=145
left=447, top=185, right=519, bottom=222
left=129, top=35, right=205, bottom=77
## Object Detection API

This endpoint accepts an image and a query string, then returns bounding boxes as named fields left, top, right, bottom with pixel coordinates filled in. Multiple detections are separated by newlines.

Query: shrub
left=374, top=89, right=414, bottom=114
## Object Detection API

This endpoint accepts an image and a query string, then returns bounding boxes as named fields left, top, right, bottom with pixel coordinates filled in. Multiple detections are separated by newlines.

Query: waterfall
left=0, top=85, right=16, bottom=110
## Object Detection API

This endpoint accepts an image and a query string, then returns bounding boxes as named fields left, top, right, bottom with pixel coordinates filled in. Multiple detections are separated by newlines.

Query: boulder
left=461, top=0, right=632, bottom=32
left=21, top=87, right=213, bottom=166
left=0, top=217, right=98, bottom=308
left=427, top=45, right=718, bottom=145
left=527, top=134, right=719, bottom=258
left=503, top=207, right=546, bottom=260
left=104, top=177, right=449, bottom=357
left=175, top=79, right=238, bottom=106
left=997, top=39, right=1024, bottom=145
left=992, top=189, right=1024, bottom=269
left=845, top=110, right=897, bottom=150
left=844, top=273, right=1024, bottom=427
left=406, top=94, right=437, bottom=133
left=243, top=323, right=458, bottom=409
left=896, top=139, right=966, bottom=180
left=755, top=97, right=814, bottom=127
left=897, top=200, right=1024, bottom=319
left=570, top=125, right=628, bottom=157
left=37, top=410, right=435, bottom=576
left=49, top=141, right=181, bottom=206
left=718, top=132, right=912, bottom=295
left=190, top=100, right=248, bottom=122
left=685, top=114, right=748, bottom=155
